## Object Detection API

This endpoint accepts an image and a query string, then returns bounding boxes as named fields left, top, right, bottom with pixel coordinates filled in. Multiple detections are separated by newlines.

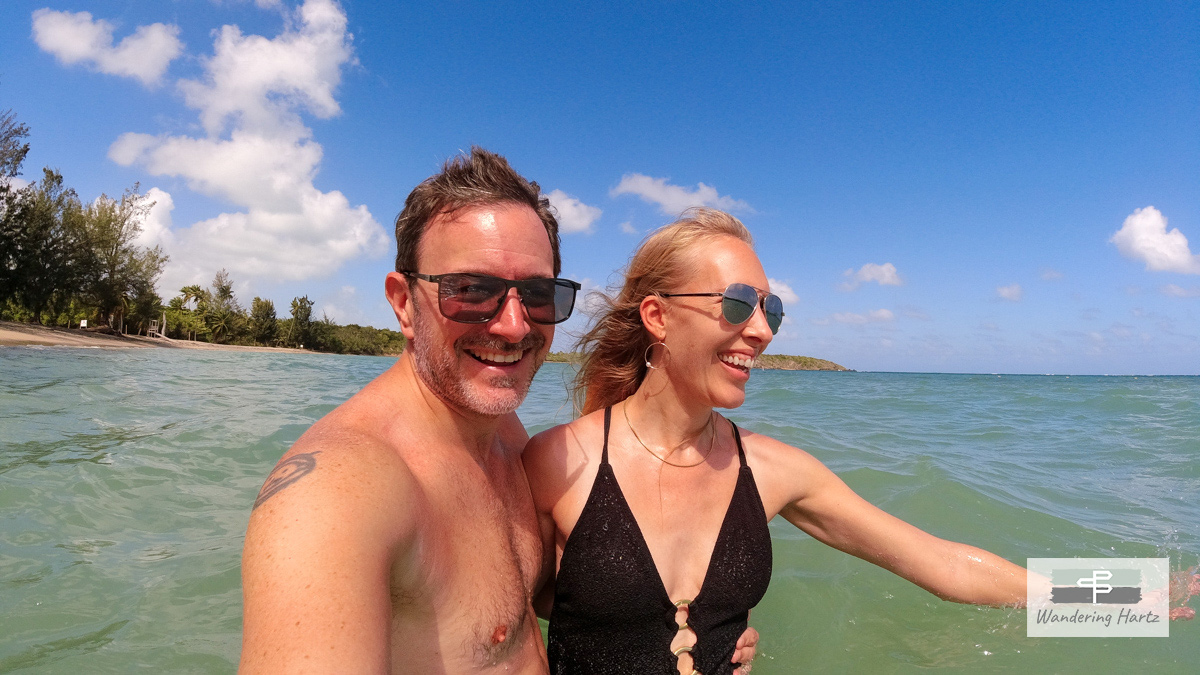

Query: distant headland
left=751, top=354, right=849, bottom=371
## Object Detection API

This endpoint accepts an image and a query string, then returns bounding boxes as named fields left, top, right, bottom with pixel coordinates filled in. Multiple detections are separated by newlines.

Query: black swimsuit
left=548, top=407, right=773, bottom=674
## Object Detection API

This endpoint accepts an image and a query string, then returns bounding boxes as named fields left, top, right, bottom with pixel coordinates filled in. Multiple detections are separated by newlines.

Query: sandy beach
left=0, top=321, right=316, bottom=354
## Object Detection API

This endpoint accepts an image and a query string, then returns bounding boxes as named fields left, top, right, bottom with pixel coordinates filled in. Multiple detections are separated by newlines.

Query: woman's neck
left=624, top=379, right=714, bottom=452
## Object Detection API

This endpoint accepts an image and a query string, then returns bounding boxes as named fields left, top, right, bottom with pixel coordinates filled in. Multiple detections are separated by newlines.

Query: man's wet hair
left=394, top=147, right=561, bottom=277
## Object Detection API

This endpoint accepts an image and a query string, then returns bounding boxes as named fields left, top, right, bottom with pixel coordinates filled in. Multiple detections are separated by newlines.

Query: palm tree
left=179, top=284, right=206, bottom=311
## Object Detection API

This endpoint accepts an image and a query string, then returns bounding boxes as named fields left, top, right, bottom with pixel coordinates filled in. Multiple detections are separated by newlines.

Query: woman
left=523, top=208, right=1029, bottom=675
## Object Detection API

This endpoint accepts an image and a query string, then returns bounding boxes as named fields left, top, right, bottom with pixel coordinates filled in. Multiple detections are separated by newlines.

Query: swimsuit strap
left=730, top=420, right=747, bottom=468
left=602, top=406, right=612, bottom=465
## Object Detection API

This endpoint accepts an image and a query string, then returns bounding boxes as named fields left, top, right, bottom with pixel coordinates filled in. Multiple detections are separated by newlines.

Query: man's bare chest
left=391, top=460, right=543, bottom=666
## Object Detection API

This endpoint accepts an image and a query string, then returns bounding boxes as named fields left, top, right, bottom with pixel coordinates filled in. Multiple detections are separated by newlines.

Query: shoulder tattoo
left=253, top=451, right=320, bottom=509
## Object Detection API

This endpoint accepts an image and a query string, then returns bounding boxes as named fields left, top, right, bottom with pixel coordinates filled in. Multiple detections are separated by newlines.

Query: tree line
left=164, top=268, right=406, bottom=355
left=1, top=106, right=405, bottom=356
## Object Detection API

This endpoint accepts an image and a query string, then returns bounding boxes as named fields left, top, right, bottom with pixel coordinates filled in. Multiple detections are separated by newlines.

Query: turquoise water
left=1, top=348, right=1197, bottom=672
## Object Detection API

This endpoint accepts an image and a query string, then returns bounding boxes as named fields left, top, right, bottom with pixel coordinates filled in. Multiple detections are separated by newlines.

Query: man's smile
left=466, top=348, right=527, bottom=365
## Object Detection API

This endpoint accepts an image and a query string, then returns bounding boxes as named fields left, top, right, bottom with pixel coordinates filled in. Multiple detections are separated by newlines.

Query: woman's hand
left=732, top=624, right=758, bottom=672
left=1168, top=569, right=1199, bottom=621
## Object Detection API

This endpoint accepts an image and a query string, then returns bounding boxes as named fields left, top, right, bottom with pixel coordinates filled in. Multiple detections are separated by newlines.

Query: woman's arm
left=521, top=428, right=568, bottom=620
left=760, top=436, right=1026, bottom=606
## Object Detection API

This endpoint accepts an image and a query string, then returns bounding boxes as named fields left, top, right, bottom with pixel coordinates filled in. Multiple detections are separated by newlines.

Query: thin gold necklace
left=622, top=402, right=716, bottom=468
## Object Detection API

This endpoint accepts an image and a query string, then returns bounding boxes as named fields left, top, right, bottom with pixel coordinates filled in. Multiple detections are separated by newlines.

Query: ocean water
left=1, top=348, right=1197, bottom=673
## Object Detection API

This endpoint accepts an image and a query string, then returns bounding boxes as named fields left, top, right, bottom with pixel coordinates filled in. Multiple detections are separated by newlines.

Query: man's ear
left=639, top=294, right=667, bottom=342
left=384, top=272, right=417, bottom=340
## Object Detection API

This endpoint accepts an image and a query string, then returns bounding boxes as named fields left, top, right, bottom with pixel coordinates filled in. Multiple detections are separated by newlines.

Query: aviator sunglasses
left=402, top=271, right=582, bottom=325
left=661, top=282, right=785, bottom=334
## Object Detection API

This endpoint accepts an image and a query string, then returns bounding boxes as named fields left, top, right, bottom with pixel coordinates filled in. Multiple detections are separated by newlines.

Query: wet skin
left=525, top=236, right=1030, bottom=674
left=240, top=203, right=553, bottom=673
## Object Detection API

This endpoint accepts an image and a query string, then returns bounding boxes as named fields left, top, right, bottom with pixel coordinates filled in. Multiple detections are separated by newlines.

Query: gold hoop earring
left=644, top=341, right=671, bottom=370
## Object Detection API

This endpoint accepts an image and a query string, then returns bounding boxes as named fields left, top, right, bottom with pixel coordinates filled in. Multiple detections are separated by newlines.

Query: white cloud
left=996, top=284, right=1023, bottom=301
left=547, top=190, right=601, bottom=234
left=104, top=0, right=388, bottom=290
left=111, top=131, right=326, bottom=213
left=31, top=9, right=183, bottom=86
left=1109, top=322, right=1135, bottom=339
left=840, top=262, right=902, bottom=291
left=814, top=308, right=895, bottom=325
left=573, top=277, right=608, bottom=316
left=1110, top=206, right=1200, bottom=275
left=767, top=278, right=799, bottom=304
left=610, top=173, right=751, bottom=215
left=619, top=221, right=637, bottom=235
left=1161, top=284, right=1200, bottom=298
left=317, top=285, right=367, bottom=324
left=3, top=176, right=30, bottom=191
left=176, top=0, right=355, bottom=137
left=1040, top=268, right=1064, bottom=281
left=134, top=187, right=176, bottom=250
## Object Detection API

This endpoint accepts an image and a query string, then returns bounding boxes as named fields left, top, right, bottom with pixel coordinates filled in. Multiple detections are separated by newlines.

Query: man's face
left=406, top=203, right=555, bottom=417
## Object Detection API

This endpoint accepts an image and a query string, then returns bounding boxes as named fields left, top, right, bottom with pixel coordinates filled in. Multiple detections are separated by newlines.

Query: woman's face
left=658, top=235, right=776, bottom=410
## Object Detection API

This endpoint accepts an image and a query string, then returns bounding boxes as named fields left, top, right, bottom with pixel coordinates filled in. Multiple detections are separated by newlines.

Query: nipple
left=491, top=624, right=508, bottom=644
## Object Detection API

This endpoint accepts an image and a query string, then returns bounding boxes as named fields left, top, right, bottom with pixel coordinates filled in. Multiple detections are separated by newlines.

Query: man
left=240, top=148, right=757, bottom=672
left=241, top=148, right=571, bottom=672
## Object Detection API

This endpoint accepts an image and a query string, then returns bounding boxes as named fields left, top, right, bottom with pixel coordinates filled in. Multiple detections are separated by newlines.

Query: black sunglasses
left=660, top=282, right=785, bottom=334
left=402, top=271, right=581, bottom=325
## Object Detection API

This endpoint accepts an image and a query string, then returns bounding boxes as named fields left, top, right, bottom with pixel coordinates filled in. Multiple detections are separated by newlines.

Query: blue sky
left=3, top=0, right=1198, bottom=374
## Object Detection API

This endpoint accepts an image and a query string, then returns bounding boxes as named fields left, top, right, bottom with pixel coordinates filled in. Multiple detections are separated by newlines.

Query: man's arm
left=240, top=438, right=420, bottom=673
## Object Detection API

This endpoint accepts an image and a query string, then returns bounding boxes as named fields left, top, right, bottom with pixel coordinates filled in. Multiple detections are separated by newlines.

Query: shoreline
left=3, top=322, right=847, bottom=369
left=0, top=321, right=318, bottom=354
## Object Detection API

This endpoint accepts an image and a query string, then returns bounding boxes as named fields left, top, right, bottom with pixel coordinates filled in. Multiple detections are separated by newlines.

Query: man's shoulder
left=260, top=367, right=426, bottom=508
left=239, top=422, right=430, bottom=673
left=246, top=421, right=427, bottom=552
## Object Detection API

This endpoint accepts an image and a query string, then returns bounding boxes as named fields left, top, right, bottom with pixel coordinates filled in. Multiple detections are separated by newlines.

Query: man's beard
left=409, top=300, right=547, bottom=416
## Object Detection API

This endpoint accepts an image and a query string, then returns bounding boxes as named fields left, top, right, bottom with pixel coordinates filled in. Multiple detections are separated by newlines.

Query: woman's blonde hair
left=573, top=208, right=753, bottom=414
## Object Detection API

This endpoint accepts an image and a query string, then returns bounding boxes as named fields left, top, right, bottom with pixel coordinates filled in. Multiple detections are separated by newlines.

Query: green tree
left=287, top=295, right=314, bottom=348
left=322, top=323, right=407, bottom=356
left=82, top=185, right=167, bottom=330
left=49, top=296, right=91, bottom=329
left=308, top=313, right=342, bottom=353
left=165, top=290, right=209, bottom=340
left=201, top=269, right=246, bottom=344
left=0, top=108, right=30, bottom=189
left=179, top=284, right=206, bottom=311
left=127, top=285, right=163, bottom=335
left=0, top=109, right=28, bottom=308
left=0, top=168, right=86, bottom=322
left=165, top=294, right=207, bottom=341
left=249, top=296, right=278, bottom=345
